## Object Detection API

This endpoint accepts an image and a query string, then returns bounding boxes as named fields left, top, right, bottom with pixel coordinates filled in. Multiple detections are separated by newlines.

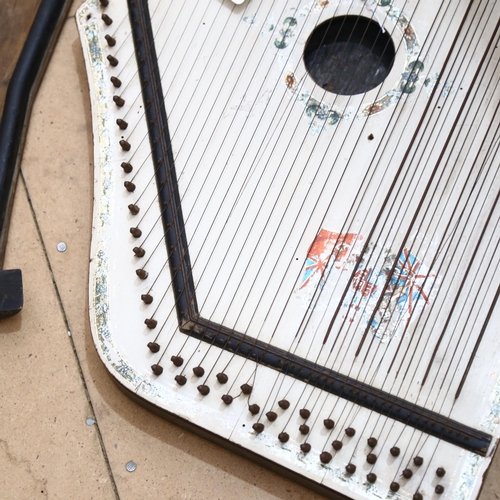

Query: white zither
left=77, top=0, right=500, bottom=498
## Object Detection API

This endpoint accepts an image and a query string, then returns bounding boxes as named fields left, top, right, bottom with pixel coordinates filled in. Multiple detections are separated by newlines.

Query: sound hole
left=303, top=15, right=396, bottom=95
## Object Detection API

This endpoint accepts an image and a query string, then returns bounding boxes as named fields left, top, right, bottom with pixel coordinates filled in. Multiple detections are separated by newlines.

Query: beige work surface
left=1, top=4, right=500, bottom=500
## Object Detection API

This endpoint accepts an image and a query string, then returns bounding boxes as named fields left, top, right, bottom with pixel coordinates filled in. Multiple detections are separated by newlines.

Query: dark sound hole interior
left=303, top=15, right=396, bottom=96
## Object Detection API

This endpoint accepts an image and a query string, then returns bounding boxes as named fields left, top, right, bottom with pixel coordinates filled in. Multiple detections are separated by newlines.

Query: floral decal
left=274, top=17, right=297, bottom=49
left=278, top=0, right=425, bottom=127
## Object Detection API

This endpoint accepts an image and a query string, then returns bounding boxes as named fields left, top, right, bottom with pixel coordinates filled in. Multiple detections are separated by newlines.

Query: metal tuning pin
left=435, top=485, right=445, bottom=494
left=300, top=443, right=311, bottom=453
left=366, top=473, right=377, bottom=484
left=192, top=366, right=204, bottom=377
left=128, top=204, right=140, bottom=215
left=119, top=139, right=131, bottom=151
left=101, top=13, right=113, bottom=25
left=130, top=227, right=141, bottom=238
left=367, top=437, right=377, bottom=447
left=402, top=469, right=413, bottom=479
left=197, top=385, right=210, bottom=396
left=345, top=427, right=356, bottom=437
left=216, top=373, right=228, bottom=384
left=366, top=453, right=377, bottom=464
left=332, top=440, right=342, bottom=451
left=104, top=34, right=115, bottom=46
left=170, top=356, right=183, bottom=367
left=121, top=162, right=133, bottom=173
left=110, top=76, right=121, bottom=88
left=175, top=375, right=187, bottom=386
left=390, top=482, right=400, bottom=492
left=252, top=423, right=264, bottom=434
left=147, top=342, right=159, bottom=353
left=390, top=446, right=400, bottom=457
left=345, top=464, right=356, bottom=474
left=221, top=394, right=233, bottom=405
left=107, top=55, right=118, bottom=66
left=240, top=383, right=252, bottom=395
left=151, top=364, right=163, bottom=376
left=135, top=269, right=148, bottom=279
left=124, top=181, right=136, bottom=192
left=278, top=432, right=289, bottom=443
left=117, top=119, right=128, bottom=130
left=248, top=404, right=260, bottom=415
left=113, top=95, right=125, bottom=107
left=320, top=452, right=332, bottom=464
left=299, top=409, right=310, bottom=419
left=133, top=247, right=145, bottom=257
left=436, top=467, right=446, bottom=477
left=413, top=456, right=423, bottom=466
left=323, top=418, right=334, bottom=429
left=266, top=411, right=277, bottom=422
left=299, top=424, right=309, bottom=435
left=277, top=399, right=289, bottom=409
left=140, top=293, right=153, bottom=304
left=144, top=318, right=157, bottom=329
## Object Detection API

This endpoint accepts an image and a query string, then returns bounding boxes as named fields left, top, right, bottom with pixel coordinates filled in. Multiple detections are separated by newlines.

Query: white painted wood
left=77, top=0, right=500, bottom=498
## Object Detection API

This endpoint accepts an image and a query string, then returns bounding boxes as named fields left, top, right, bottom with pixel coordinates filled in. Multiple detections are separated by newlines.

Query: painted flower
left=284, top=72, right=296, bottom=88
left=404, top=25, right=415, bottom=39
left=365, top=103, right=383, bottom=115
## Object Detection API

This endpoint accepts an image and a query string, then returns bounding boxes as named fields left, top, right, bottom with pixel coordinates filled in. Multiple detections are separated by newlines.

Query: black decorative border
left=127, top=0, right=491, bottom=456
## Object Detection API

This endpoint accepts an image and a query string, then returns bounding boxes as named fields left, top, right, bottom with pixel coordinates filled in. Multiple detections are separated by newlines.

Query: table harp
left=77, top=0, right=500, bottom=497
